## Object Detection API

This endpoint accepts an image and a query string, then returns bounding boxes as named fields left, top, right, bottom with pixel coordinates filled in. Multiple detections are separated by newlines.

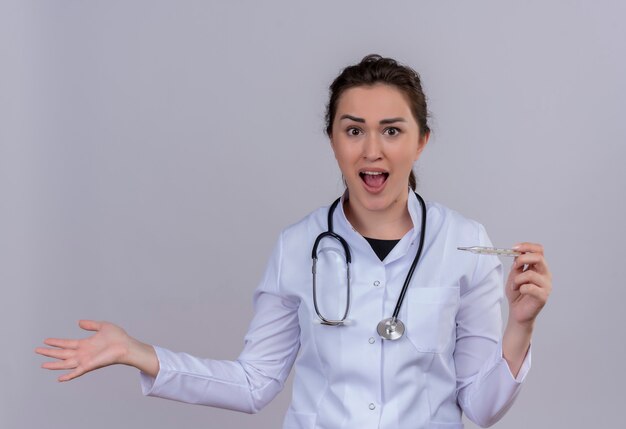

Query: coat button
left=369, top=403, right=376, bottom=410
left=373, top=280, right=380, bottom=287
left=368, top=337, right=375, bottom=344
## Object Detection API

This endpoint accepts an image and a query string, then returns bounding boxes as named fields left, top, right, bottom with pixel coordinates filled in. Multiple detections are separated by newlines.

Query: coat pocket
left=405, top=287, right=460, bottom=353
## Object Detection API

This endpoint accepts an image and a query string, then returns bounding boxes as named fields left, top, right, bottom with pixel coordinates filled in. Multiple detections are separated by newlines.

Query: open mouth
left=359, top=171, right=389, bottom=190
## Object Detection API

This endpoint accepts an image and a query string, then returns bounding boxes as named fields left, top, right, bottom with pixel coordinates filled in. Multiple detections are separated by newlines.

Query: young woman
left=36, top=54, right=552, bottom=429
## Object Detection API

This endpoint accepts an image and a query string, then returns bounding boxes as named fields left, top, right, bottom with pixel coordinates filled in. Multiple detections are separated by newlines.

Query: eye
left=346, top=127, right=362, bottom=136
left=384, top=127, right=401, bottom=136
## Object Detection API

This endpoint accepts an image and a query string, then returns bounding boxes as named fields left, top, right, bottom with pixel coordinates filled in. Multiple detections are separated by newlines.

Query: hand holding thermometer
left=457, top=246, right=522, bottom=257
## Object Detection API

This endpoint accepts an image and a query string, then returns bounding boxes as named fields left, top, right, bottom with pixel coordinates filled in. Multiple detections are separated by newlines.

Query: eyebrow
left=339, top=114, right=407, bottom=125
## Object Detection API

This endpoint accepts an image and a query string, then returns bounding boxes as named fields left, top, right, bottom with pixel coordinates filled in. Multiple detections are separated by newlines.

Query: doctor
left=36, top=54, right=552, bottom=429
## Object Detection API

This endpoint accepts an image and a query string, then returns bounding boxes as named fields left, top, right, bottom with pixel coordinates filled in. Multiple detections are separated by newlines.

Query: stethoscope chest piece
left=377, top=317, right=405, bottom=341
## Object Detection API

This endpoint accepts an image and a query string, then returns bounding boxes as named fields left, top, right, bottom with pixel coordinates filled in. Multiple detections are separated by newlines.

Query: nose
left=362, top=133, right=383, bottom=161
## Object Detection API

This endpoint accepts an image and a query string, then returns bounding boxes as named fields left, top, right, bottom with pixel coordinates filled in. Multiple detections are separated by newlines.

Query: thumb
left=78, top=319, right=102, bottom=331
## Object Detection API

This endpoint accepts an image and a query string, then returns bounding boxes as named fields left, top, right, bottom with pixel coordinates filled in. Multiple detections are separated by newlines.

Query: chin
left=350, top=186, right=403, bottom=212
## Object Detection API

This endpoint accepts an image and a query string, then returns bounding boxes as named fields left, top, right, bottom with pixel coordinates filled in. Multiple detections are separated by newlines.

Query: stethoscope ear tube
left=311, top=232, right=352, bottom=264
left=312, top=256, right=351, bottom=326
left=312, top=199, right=352, bottom=325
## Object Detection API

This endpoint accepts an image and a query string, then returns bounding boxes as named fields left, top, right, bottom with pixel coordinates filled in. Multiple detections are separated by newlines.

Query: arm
left=36, top=234, right=301, bottom=413
left=140, top=232, right=300, bottom=412
left=454, top=226, right=547, bottom=427
left=502, top=242, right=552, bottom=378
left=139, top=285, right=300, bottom=413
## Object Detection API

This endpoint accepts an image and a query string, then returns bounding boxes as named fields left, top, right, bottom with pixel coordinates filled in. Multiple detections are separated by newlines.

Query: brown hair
left=324, top=54, right=431, bottom=190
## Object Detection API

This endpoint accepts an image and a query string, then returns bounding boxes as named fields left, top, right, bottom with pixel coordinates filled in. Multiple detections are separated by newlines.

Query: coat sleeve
left=454, top=223, right=532, bottom=428
left=138, top=232, right=301, bottom=413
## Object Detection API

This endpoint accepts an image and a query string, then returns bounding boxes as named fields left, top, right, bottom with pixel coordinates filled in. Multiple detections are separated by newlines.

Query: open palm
left=35, top=320, right=130, bottom=382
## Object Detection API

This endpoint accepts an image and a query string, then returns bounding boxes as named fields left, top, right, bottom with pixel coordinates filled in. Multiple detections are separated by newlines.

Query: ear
left=414, top=131, right=430, bottom=161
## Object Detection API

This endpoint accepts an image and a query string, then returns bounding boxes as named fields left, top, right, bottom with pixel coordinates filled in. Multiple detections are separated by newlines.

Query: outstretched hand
left=36, top=320, right=132, bottom=382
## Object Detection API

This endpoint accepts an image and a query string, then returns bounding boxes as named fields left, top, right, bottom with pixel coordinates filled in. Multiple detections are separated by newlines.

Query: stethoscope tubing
left=391, top=191, right=427, bottom=320
left=311, top=191, right=427, bottom=338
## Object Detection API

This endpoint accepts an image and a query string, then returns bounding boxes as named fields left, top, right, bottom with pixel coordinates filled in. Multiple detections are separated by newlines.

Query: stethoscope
left=311, top=192, right=427, bottom=341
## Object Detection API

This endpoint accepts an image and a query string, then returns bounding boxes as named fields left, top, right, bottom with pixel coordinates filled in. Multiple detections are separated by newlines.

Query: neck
left=343, top=191, right=413, bottom=240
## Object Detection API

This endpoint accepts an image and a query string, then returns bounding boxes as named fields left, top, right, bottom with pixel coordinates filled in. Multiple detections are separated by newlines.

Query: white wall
left=2, top=1, right=624, bottom=427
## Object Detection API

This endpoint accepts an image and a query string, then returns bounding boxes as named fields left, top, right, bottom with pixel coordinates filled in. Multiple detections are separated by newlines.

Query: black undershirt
left=364, top=237, right=401, bottom=261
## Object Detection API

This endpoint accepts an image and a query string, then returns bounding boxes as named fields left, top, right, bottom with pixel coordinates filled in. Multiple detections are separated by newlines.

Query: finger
left=512, top=270, right=550, bottom=291
left=78, top=320, right=102, bottom=331
left=513, top=242, right=544, bottom=255
left=518, top=283, right=549, bottom=302
left=58, top=368, right=85, bottom=382
left=35, top=347, right=74, bottom=360
left=512, top=270, right=551, bottom=291
left=513, top=253, right=550, bottom=275
left=44, top=338, right=79, bottom=350
left=42, top=359, right=78, bottom=370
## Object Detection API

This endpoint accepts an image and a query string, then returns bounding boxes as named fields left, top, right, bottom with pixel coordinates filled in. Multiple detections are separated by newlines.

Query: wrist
left=502, top=319, right=533, bottom=378
left=123, top=337, right=159, bottom=377
left=506, top=318, right=535, bottom=335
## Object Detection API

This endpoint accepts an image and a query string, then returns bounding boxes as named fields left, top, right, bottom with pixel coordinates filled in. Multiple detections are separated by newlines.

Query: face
left=330, top=84, right=429, bottom=214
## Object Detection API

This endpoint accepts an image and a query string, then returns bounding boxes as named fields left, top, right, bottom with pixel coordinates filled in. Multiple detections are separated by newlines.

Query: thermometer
left=457, top=246, right=521, bottom=257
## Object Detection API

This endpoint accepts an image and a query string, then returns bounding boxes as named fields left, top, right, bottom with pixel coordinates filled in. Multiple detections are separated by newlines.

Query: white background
left=2, top=1, right=624, bottom=427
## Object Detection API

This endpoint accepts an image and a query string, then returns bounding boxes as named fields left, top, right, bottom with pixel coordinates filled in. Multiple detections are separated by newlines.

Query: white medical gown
left=140, top=190, right=531, bottom=429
